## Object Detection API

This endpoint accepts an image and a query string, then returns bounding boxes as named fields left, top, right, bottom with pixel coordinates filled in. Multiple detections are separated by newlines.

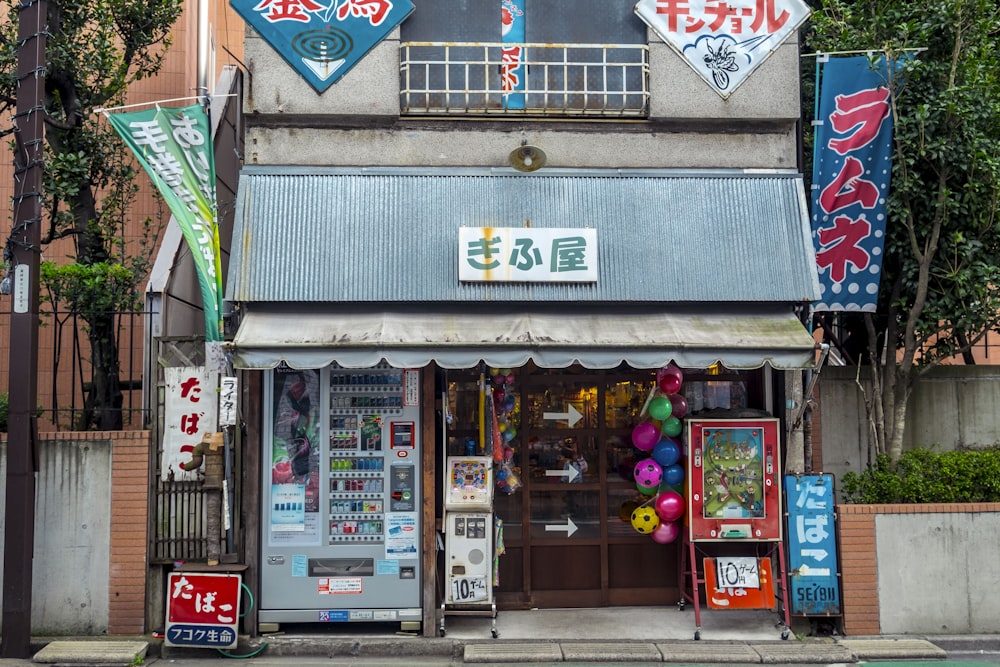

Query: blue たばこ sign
left=231, top=0, right=415, bottom=93
left=784, top=474, right=842, bottom=616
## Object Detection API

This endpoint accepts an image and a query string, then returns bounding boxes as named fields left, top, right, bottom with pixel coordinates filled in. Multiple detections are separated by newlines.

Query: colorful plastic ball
left=652, top=438, right=681, bottom=468
left=503, top=446, right=515, bottom=460
left=648, top=396, right=672, bottom=421
left=650, top=521, right=680, bottom=544
left=663, top=463, right=685, bottom=487
left=633, top=459, right=663, bottom=488
left=496, top=468, right=509, bottom=481
left=661, top=416, right=683, bottom=438
left=631, top=422, right=660, bottom=451
left=504, top=395, right=516, bottom=412
left=668, top=393, right=688, bottom=419
left=654, top=490, right=686, bottom=522
left=630, top=506, right=660, bottom=534
left=657, top=364, right=684, bottom=394
left=636, top=480, right=658, bottom=496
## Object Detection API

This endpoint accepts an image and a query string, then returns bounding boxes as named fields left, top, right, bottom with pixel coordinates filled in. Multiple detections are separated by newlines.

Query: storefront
left=225, top=166, right=820, bottom=632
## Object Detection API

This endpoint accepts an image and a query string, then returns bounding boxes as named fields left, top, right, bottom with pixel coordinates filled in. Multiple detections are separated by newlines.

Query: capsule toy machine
left=440, top=455, right=496, bottom=637
left=261, top=365, right=423, bottom=629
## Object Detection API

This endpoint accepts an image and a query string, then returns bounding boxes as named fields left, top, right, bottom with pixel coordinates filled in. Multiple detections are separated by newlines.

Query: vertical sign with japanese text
left=107, top=105, right=223, bottom=341
left=811, top=55, right=895, bottom=312
left=785, top=474, right=841, bottom=615
left=634, top=0, right=811, bottom=98
left=163, top=366, right=220, bottom=481
left=230, top=0, right=415, bottom=93
left=501, top=0, right=526, bottom=109
left=166, top=572, right=241, bottom=649
left=458, top=227, right=598, bottom=282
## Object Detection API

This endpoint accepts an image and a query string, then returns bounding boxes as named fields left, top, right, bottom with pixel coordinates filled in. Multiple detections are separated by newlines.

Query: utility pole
left=2, top=0, right=46, bottom=658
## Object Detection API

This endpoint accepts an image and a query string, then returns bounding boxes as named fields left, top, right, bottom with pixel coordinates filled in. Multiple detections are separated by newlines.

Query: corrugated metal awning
left=230, top=304, right=817, bottom=370
left=227, top=166, right=821, bottom=304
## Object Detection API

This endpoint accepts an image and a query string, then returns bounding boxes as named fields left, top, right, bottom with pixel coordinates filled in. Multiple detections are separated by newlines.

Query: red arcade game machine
left=681, top=418, right=791, bottom=639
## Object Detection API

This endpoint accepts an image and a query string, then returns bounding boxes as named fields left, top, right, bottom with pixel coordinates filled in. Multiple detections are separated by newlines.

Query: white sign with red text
left=634, top=0, right=810, bottom=98
left=166, top=572, right=241, bottom=649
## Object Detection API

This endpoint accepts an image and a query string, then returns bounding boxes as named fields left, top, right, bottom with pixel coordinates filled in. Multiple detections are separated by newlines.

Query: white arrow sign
left=543, top=404, right=583, bottom=427
left=801, top=548, right=829, bottom=561
left=545, top=466, right=581, bottom=483
left=545, top=517, right=578, bottom=537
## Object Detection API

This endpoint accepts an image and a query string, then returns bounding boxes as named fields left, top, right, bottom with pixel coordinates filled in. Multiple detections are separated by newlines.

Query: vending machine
left=260, top=365, right=423, bottom=627
left=440, top=455, right=497, bottom=637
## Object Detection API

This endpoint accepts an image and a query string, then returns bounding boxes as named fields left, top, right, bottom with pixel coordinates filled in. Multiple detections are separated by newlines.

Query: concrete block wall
left=0, top=431, right=150, bottom=635
left=836, top=502, right=1000, bottom=636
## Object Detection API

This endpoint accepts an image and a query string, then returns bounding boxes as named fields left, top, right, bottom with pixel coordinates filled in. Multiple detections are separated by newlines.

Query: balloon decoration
left=491, top=368, right=522, bottom=495
left=626, top=363, right=690, bottom=546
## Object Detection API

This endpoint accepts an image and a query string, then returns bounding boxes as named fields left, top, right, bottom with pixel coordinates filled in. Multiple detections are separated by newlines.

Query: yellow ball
left=630, top=507, right=660, bottom=534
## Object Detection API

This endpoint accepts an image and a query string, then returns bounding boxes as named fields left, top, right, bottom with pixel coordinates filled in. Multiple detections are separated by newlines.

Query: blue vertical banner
left=811, top=55, right=895, bottom=312
left=501, top=0, right=526, bottom=109
left=784, top=474, right=841, bottom=616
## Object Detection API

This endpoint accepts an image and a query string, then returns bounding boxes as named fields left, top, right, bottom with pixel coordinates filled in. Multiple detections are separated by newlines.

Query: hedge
left=840, top=447, right=1000, bottom=503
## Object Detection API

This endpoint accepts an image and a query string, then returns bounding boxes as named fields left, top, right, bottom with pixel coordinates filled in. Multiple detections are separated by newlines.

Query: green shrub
left=841, top=447, right=1000, bottom=503
left=0, top=392, right=7, bottom=432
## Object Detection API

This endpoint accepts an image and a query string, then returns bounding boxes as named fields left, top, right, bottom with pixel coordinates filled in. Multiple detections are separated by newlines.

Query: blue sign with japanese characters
left=231, top=0, right=415, bottom=93
left=784, top=474, right=842, bottom=616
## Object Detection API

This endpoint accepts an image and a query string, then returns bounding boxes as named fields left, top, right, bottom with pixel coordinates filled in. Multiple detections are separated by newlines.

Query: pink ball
left=654, top=490, right=685, bottom=522
left=650, top=521, right=680, bottom=544
left=631, top=422, right=659, bottom=451
left=633, top=458, right=663, bottom=488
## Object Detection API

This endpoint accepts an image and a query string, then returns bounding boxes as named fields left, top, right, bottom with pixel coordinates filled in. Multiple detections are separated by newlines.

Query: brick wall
left=105, top=431, right=152, bottom=634
left=835, top=504, right=879, bottom=635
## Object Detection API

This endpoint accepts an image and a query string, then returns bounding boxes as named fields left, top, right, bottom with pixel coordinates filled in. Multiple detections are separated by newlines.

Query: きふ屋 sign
left=166, top=573, right=241, bottom=649
left=634, top=0, right=811, bottom=98
left=458, top=227, right=598, bottom=282
left=231, top=0, right=415, bottom=93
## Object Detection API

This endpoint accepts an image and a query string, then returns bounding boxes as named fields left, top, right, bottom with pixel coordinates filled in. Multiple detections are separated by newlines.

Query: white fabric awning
left=230, top=305, right=817, bottom=370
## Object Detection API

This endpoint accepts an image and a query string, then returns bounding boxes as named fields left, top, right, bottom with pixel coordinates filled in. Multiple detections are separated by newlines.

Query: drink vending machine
left=439, top=455, right=497, bottom=637
left=260, top=365, right=423, bottom=628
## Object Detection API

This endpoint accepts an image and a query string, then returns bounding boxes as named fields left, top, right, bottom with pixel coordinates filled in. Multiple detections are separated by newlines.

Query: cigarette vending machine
left=440, top=455, right=497, bottom=637
left=261, top=365, right=422, bottom=628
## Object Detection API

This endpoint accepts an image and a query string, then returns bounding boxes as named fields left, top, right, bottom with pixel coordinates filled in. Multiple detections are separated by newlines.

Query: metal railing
left=400, top=42, right=649, bottom=117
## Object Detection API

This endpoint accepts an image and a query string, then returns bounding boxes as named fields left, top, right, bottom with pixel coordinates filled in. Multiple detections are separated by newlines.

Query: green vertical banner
left=107, top=104, right=223, bottom=341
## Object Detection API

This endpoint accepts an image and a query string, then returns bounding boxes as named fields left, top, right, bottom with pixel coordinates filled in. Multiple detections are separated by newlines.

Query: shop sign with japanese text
left=634, top=0, right=811, bottom=98
left=230, top=0, right=415, bottom=93
left=784, top=474, right=841, bottom=615
left=458, top=227, right=598, bottom=282
left=162, top=366, right=219, bottom=481
left=166, top=573, right=241, bottom=649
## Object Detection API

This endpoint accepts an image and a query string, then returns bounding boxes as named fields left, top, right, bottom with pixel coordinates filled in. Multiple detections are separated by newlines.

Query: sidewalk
left=3, top=607, right=992, bottom=666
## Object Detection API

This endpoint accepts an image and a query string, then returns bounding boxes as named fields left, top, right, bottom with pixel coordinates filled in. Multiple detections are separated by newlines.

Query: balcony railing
left=400, top=42, right=649, bottom=117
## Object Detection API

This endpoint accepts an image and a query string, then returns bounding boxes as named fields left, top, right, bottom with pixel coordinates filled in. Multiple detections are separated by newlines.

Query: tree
left=0, top=0, right=183, bottom=429
left=804, top=0, right=1000, bottom=460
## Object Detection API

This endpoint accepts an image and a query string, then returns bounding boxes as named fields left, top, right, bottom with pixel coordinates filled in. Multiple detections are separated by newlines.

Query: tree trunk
left=81, top=310, right=124, bottom=430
